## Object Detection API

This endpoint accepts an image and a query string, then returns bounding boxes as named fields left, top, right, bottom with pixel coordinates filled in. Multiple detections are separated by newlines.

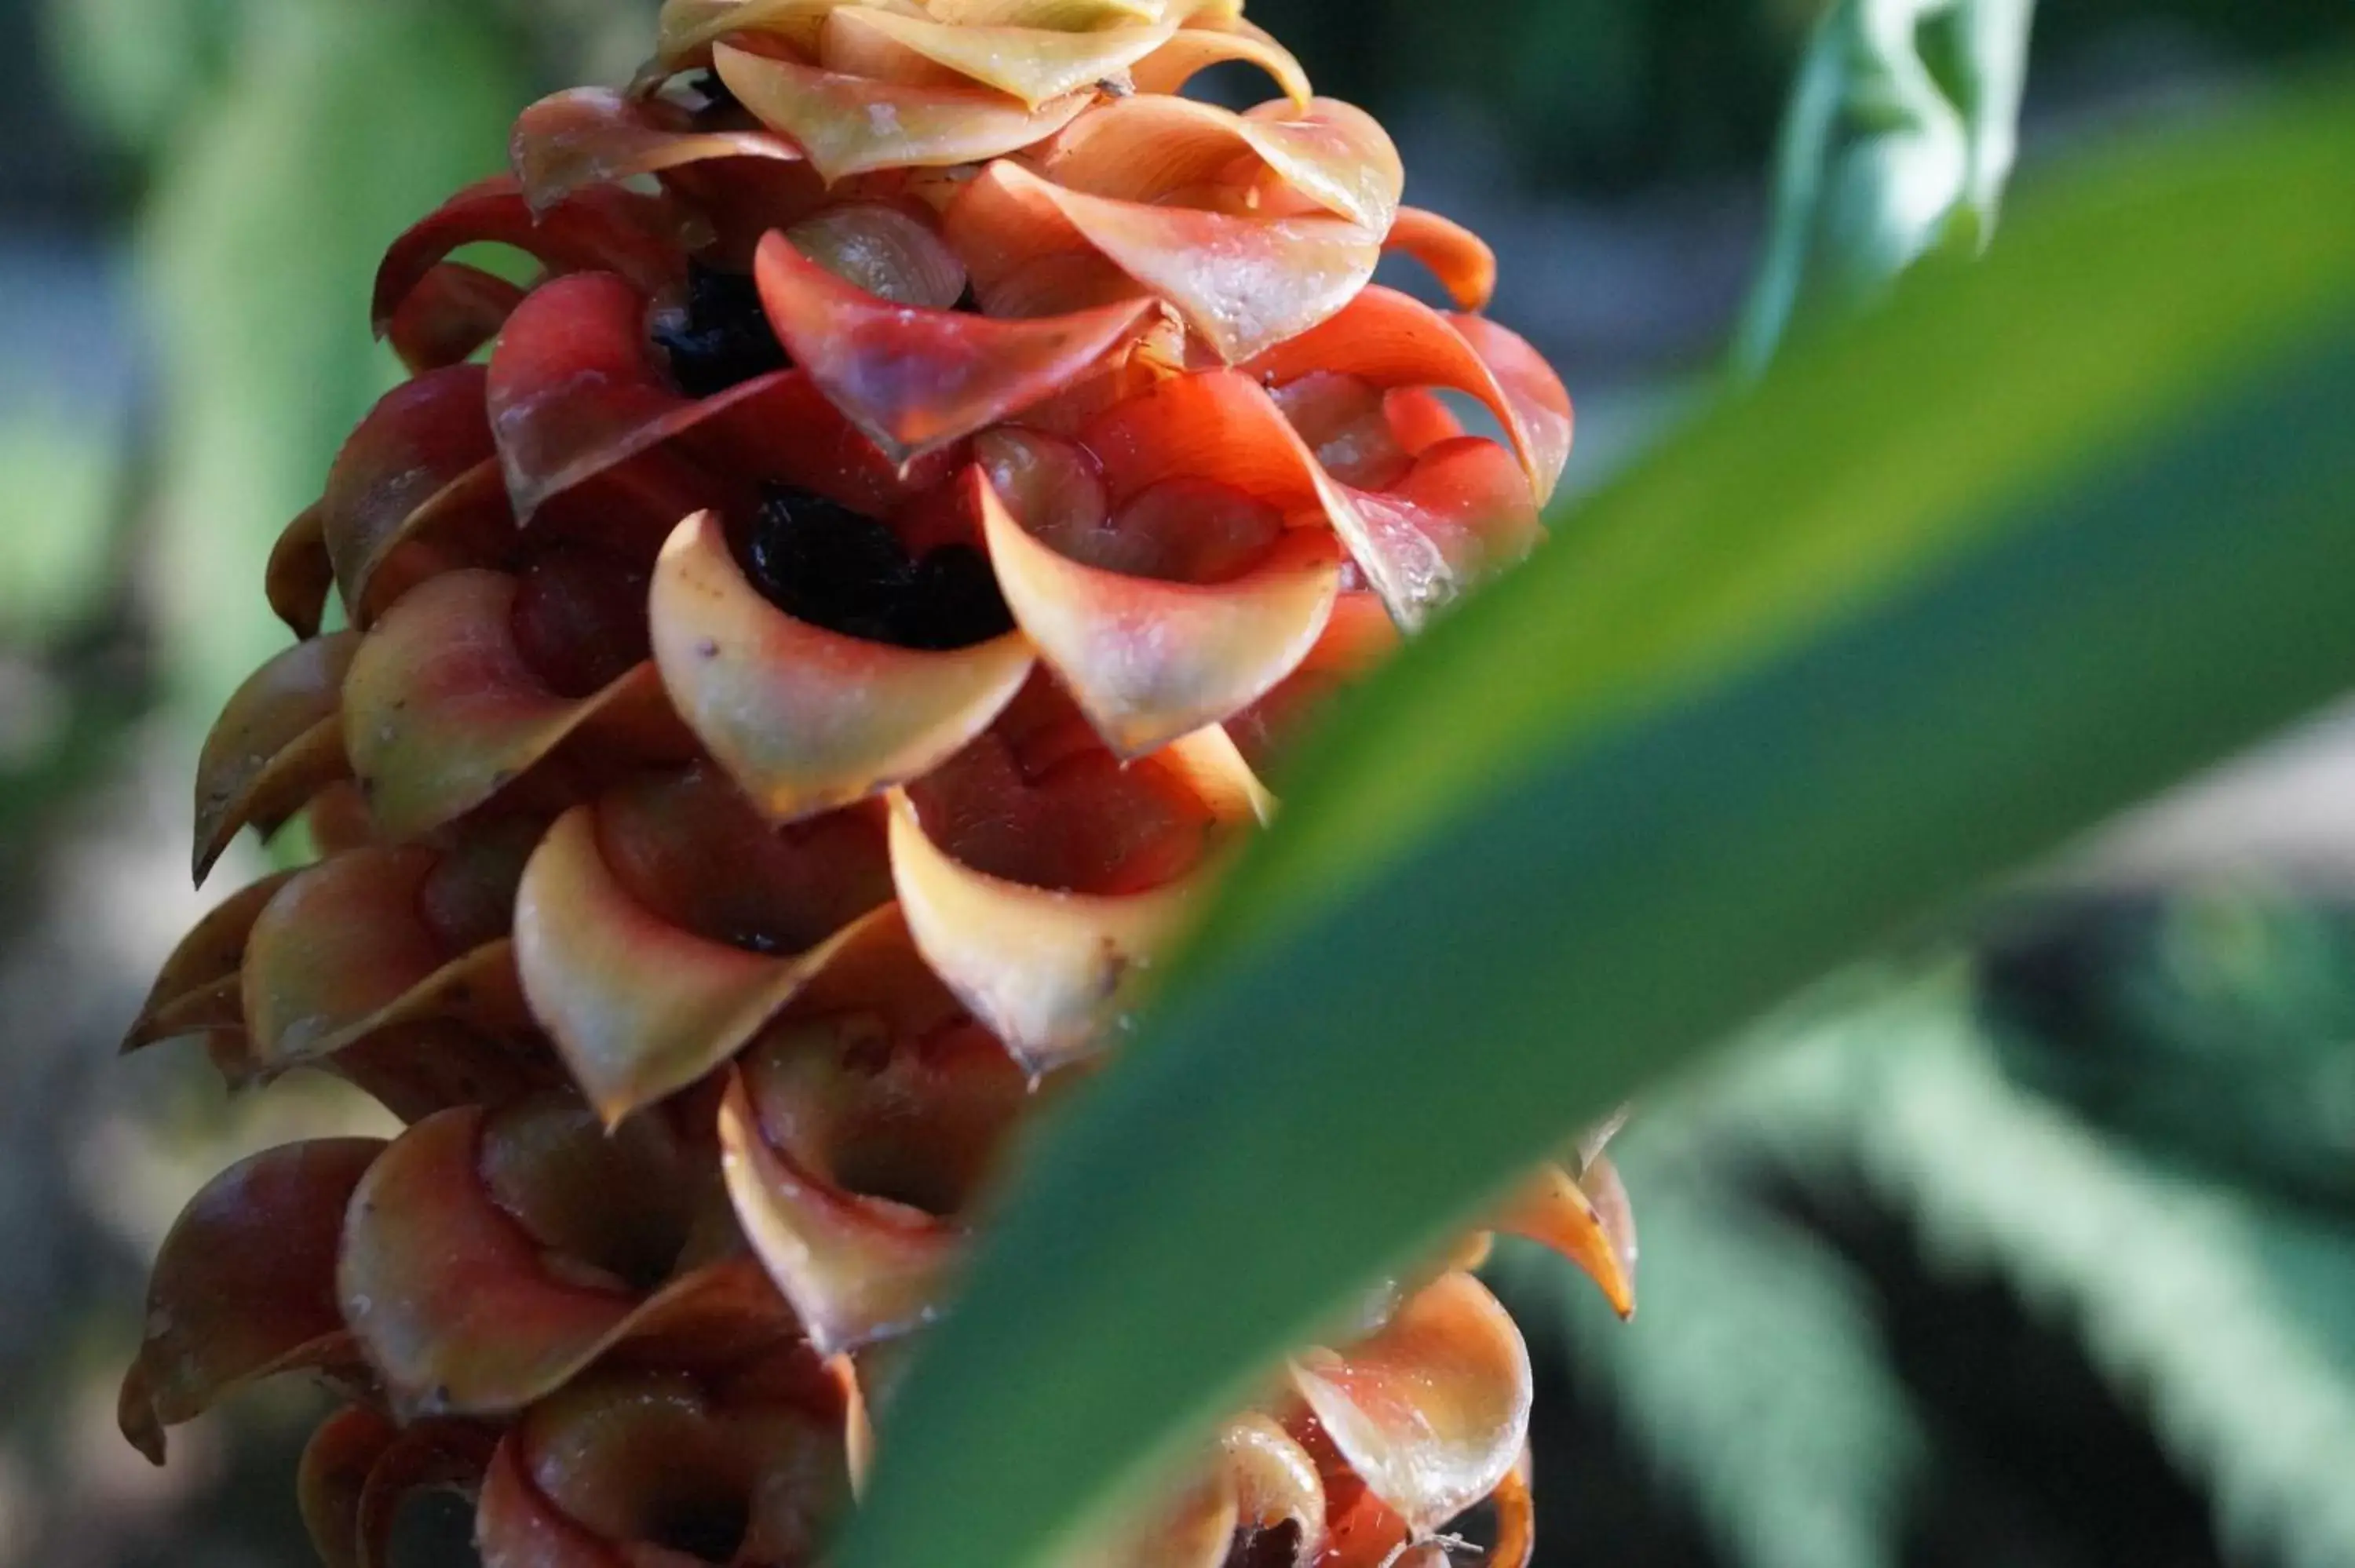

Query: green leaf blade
left=843, top=89, right=2355, bottom=1568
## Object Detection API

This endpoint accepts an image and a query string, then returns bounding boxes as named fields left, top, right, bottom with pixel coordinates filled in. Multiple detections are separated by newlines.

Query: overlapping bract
left=122, top=2, right=1613, bottom=1563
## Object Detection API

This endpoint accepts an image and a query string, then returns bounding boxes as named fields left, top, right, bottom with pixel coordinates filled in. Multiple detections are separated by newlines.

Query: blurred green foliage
left=1250, top=0, right=1806, bottom=191
left=11, top=0, right=651, bottom=732
left=40, top=0, right=246, bottom=159
left=1502, top=912, right=2355, bottom=1568
left=1988, top=891, right=2355, bottom=1211
left=0, top=420, right=116, bottom=644
left=136, top=0, right=519, bottom=714
left=1246, top=0, right=2353, bottom=191
left=1731, top=0, right=2031, bottom=377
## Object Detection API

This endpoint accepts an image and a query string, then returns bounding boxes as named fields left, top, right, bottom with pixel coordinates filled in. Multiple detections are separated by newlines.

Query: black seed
left=745, top=486, right=1013, bottom=651
left=747, top=485, right=918, bottom=642
left=895, top=544, right=1015, bottom=650
left=647, top=1497, right=750, bottom=1564
left=653, top=262, right=790, bottom=398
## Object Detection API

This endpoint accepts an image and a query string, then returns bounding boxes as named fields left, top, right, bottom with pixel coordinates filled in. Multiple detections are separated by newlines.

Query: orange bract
left=122, top=2, right=1616, bottom=1565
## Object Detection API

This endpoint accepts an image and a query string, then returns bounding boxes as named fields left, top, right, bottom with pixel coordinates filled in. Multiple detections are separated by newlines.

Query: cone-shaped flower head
left=122, top=3, right=1629, bottom=1563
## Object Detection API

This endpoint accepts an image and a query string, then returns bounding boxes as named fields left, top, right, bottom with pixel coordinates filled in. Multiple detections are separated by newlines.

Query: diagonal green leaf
left=842, top=84, right=2355, bottom=1568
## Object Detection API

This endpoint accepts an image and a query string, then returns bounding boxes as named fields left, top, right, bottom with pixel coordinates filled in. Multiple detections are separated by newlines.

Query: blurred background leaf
left=1731, top=0, right=2035, bottom=379
left=0, top=420, right=117, bottom=644
left=1846, top=1000, right=2355, bottom=1568
left=38, top=0, right=245, bottom=159
left=1491, top=1165, right=1923, bottom=1568
left=139, top=0, right=519, bottom=717
left=1654, top=968, right=2355, bottom=1568
left=1515, top=950, right=2355, bottom=1568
